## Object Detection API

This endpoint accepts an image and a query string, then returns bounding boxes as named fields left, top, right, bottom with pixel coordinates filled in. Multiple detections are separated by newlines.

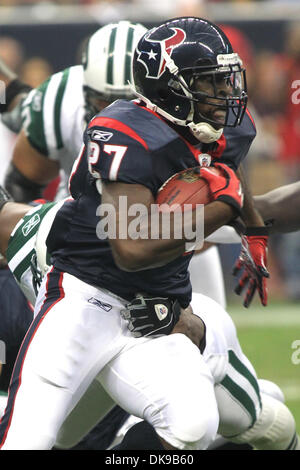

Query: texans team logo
left=137, top=28, right=186, bottom=79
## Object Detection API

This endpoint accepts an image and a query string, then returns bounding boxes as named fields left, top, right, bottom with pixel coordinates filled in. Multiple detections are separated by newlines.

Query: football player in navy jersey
left=0, top=17, right=279, bottom=451
left=0, top=187, right=298, bottom=451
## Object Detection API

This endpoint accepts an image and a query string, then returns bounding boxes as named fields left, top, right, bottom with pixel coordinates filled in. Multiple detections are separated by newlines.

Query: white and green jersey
left=21, top=65, right=86, bottom=200
left=6, top=201, right=64, bottom=305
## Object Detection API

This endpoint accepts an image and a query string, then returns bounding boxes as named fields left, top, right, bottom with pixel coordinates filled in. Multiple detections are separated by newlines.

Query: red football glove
left=200, top=162, right=244, bottom=215
left=233, top=226, right=270, bottom=308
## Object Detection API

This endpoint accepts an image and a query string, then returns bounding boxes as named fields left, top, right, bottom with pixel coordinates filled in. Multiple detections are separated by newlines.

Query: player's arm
left=236, top=164, right=265, bottom=227
left=5, top=129, right=59, bottom=203
left=0, top=202, right=30, bottom=257
left=0, top=185, right=31, bottom=257
left=102, top=175, right=241, bottom=272
left=254, top=181, right=300, bottom=233
left=4, top=71, right=63, bottom=202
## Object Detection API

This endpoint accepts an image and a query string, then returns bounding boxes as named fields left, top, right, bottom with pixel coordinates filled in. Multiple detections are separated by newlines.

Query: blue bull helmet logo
left=137, top=28, right=186, bottom=79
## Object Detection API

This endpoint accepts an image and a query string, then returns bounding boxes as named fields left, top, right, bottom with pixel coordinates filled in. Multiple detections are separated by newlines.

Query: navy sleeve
left=85, top=115, right=155, bottom=194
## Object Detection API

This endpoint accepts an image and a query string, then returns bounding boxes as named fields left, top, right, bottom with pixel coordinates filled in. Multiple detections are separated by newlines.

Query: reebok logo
left=22, top=213, right=40, bottom=237
left=91, top=130, right=113, bottom=142
left=88, top=297, right=112, bottom=312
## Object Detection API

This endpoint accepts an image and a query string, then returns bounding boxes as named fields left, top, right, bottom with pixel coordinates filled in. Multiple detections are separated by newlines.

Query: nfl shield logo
left=155, top=304, right=168, bottom=321
left=198, top=153, right=211, bottom=167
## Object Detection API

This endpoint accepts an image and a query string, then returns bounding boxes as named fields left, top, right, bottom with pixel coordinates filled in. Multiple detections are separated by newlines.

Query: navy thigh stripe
left=0, top=268, right=65, bottom=448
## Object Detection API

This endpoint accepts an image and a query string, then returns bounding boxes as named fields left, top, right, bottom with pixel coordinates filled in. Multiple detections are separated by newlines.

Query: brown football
left=156, top=166, right=221, bottom=210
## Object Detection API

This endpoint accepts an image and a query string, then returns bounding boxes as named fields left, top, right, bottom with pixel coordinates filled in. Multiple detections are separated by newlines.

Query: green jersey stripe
left=7, top=233, right=36, bottom=273
left=220, top=375, right=257, bottom=428
left=22, top=79, right=50, bottom=156
left=7, top=203, right=56, bottom=269
left=124, top=26, right=134, bottom=86
left=228, top=350, right=262, bottom=408
left=13, top=250, right=35, bottom=283
left=54, top=68, right=70, bottom=149
left=107, top=27, right=117, bottom=85
left=7, top=216, right=40, bottom=264
left=287, top=432, right=298, bottom=450
left=43, top=71, right=64, bottom=152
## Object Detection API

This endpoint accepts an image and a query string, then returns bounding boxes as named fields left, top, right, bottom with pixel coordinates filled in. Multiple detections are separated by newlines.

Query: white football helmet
left=82, top=20, right=147, bottom=120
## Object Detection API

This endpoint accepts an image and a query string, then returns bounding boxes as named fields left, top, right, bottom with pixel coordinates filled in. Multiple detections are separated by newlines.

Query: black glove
left=121, top=294, right=181, bottom=338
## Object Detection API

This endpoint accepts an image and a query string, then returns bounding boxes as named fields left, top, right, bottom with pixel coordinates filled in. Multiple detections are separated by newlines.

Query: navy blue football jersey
left=47, top=100, right=256, bottom=307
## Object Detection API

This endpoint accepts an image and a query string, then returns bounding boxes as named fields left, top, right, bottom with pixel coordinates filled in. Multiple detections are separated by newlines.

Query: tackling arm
left=0, top=201, right=31, bottom=257
left=4, top=130, right=59, bottom=203
left=254, top=181, right=300, bottom=233
left=236, top=164, right=265, bottom=228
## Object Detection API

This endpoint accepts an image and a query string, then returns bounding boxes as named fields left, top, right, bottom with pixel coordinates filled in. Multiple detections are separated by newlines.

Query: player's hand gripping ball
left=156, top=166, right=220, bottom=209
left=156, top=162, right=243, bottom=214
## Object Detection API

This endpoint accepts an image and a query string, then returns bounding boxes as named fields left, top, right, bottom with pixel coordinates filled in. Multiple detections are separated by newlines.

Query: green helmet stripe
left=124, top=26, right=135, bottom=86
left=107, top=27, right=117, bottom=85
left=54, top=68, right=70, bottom=149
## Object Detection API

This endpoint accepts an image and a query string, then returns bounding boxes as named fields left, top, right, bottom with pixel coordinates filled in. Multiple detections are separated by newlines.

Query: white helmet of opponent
left=82, top=21, right=147, bottom=103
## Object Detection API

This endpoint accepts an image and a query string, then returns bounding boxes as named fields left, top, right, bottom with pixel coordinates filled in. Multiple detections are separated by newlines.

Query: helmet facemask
left=165, top=53, right=248, bottom=142
left=83, top=86, right=114, bottom=123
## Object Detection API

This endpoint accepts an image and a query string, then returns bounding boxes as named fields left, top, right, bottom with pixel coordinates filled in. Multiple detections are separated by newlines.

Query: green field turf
left=228, top=300, right=300, bottom=434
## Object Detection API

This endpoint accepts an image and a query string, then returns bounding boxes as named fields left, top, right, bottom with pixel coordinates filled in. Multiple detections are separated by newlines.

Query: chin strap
left=188, top=121, right=223, bottom=144
left=129, top=83, right=223, bottom=144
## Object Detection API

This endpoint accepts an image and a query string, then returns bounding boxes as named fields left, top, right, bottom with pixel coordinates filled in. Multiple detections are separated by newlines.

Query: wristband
left=245, top=226, right=270, bottom=236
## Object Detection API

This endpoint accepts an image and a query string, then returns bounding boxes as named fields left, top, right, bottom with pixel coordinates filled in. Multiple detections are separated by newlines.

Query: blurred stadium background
left=0, top=0, right=299, bottom=434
